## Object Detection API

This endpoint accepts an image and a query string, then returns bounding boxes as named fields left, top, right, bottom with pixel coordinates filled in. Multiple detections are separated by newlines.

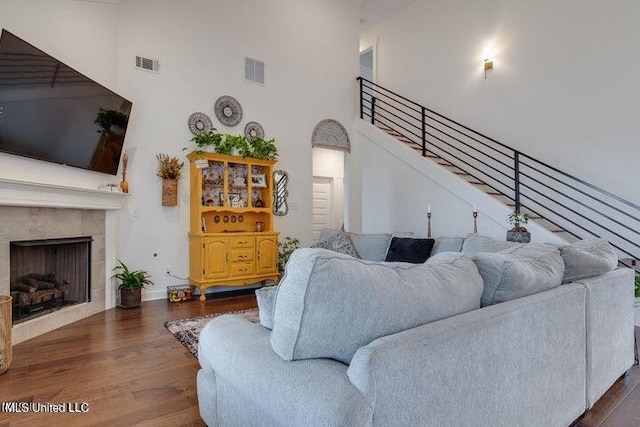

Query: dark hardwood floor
left=1, top=294, right=639, bottom=427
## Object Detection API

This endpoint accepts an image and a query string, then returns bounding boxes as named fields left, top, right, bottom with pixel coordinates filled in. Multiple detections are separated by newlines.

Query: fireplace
left=10, top=237, right=92, bottom=324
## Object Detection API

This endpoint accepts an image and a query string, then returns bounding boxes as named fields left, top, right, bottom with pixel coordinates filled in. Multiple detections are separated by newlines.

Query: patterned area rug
left=164, top=308, right=259, bottom=358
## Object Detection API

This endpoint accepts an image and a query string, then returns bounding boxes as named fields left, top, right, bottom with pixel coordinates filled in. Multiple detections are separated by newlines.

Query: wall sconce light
left=482, top=46, right=495, bottom=79
left=484, top=58, right=494, bottom=79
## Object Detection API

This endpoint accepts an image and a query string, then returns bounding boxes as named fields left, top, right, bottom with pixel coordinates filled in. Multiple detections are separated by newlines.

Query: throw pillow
left=384, top=237, right=435, bottom=263
left=472, top=243, right=564, bottom=307
left=255, top=286, right=278, bottom=330
left=311, top=232, right=359, bottom=258
left=431, top=236, right=465, bottom=256
left=559, top=238, right=618, bottom=283
left=349, top=233, right=392, bottom=261
left=270, top=249, right=483, bottom=364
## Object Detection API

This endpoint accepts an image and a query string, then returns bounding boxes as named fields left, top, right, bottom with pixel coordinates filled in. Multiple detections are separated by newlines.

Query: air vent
left=135, top=55, right=160, bottom=73
left=245, top=57, right=265, bottom=85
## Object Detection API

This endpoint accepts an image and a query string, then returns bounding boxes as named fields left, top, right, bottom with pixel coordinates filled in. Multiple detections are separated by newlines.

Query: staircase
left=357, top=77, right=640, bottom=267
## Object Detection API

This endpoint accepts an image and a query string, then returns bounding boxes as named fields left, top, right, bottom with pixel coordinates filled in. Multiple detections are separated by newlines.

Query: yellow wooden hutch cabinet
left=187, top=152, right=279, bottom=301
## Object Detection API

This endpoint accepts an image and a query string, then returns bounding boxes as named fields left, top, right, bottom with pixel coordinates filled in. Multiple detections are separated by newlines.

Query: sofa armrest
left=197, top=315, right=372, bottom=427
left=347, top=284, right=587, bottom=427
left=577, top=267, right=635, bottom=407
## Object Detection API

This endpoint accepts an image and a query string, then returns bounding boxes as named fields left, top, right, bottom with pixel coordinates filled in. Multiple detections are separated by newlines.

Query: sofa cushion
left=473, top=243, right=564, bottom=307
left=350, top=233, right=392, bottom=261
left=431, top=236, right=465, bottom=255
left=559, top=238, right=618, bottom=283
left=461, top=233, right=522, bottom=256
left=270, top=249, right=484, bottom=364
left=384, top=237, right=435, bottom=263
left=255, top=286, right=278, bottom=329
left=311, top=231, right=359, bottom=258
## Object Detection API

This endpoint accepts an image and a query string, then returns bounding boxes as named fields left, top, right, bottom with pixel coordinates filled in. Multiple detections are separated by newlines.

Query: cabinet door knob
left=226, top=253, right=230, bottom=263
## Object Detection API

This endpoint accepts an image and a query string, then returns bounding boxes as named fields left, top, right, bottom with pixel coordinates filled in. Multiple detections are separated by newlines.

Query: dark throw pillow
left=384, top=237, right=435, bottom=263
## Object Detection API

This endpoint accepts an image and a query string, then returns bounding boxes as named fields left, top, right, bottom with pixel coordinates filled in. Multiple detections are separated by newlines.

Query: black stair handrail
left=357, top=76, right=640, bottom=264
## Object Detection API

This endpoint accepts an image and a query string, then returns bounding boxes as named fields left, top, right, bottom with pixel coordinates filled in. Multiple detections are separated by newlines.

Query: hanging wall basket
left=162, top=179, right=178, bottom=206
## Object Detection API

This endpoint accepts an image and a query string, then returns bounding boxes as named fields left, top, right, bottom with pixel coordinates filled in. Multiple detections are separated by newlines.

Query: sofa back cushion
left=558, top=238, right=618, bottom=283
left=473, top=243, right=564, bottom=307
left=319, top=228, right=391, bottom=261
left=270, top=249, right=484, bottom=364
left=431, top=236, right=465, bottom=255
left=461, top=233, right=522, bottom=256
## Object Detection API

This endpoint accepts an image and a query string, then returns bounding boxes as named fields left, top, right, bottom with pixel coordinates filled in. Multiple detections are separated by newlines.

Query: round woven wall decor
left=214, top=95, right=243, bottom=127
left=244, top=121, right=265, bottom=141
left=188, top=112, right=213, bottom=135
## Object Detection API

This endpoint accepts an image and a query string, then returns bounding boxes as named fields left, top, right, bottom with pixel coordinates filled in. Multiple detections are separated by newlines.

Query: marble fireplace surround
left=0, top=178, right=126, bottom=344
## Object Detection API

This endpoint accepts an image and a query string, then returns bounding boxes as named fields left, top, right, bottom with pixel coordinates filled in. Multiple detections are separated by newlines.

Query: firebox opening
left=9, top=236, right=92, bottom=324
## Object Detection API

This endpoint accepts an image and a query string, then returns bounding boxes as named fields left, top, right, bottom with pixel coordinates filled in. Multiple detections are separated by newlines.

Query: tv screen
left=0, top=29, right=132, bottom=175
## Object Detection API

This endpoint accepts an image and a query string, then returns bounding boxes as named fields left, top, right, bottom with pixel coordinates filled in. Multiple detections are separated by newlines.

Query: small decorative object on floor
left=112, top=260, right=154, bottom=309
left=0, top=295, right=12, bottom=375
left=506, top=209, right=532, bottom=243
left=156, top=153, right=184, bottom=206
left=120, top=150, right=129, bottom=193
left=167, top=285, right=194, bottom=303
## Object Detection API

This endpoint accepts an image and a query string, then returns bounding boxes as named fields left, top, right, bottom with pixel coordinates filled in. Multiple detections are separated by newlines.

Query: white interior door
left=313, top=177, right=333, bottom=242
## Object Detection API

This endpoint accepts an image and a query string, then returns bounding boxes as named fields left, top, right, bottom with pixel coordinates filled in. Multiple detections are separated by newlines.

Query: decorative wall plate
left=244, top=121, right=264, bottom=141
left=214, top=95, right=243, bottom=127
left=188, top=112, right=213, bottom=135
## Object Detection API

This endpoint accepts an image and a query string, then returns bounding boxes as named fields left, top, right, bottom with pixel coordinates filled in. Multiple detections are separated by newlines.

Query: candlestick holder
left=427, top=212, right=432, bottom=238
left=473, top=211, right=478, bottom=233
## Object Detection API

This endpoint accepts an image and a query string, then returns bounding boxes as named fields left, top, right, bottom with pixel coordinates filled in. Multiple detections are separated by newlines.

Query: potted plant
left=190, top=129, right=223, bottom=153
left=506, top=209, right=532, bottom=243
left=156, top=153, right=184, bottom=206
left=222, top=134, right=250, bottom=156
left=277, top=236, right=300, bottom=273
left=112, top=260, right=153, bottom=308
left=94, top=108, right=129, bottom=135
left=249, top=137, right=278, bottom=160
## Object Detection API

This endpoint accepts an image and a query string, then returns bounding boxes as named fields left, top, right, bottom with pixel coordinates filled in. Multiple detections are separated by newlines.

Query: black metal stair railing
left=357, top=76, right=640, bottom=264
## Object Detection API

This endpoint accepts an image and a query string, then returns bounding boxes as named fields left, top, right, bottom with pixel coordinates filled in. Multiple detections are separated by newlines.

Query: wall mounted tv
left=0, top=29, right=132, bottom=175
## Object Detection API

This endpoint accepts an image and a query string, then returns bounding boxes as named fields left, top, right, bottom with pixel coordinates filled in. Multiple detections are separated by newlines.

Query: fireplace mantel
left=0, top=178, right=127, bottom=210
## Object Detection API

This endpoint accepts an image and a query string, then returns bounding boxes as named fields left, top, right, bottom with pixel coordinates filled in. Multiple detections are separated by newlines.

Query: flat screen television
left=0, top=29, right=132, bottom=175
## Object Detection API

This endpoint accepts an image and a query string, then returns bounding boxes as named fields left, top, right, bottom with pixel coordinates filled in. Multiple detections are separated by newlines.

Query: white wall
left=352, top=119, right=566, bottom=245
left=115, top=0, right=359, bottom=299
left=360, top=0, right=640, bottom=206
left=0, top=0, right=359, bottom=302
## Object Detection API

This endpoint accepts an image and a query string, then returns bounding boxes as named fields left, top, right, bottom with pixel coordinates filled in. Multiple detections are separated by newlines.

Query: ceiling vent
left=135, top=55, right=160, bottom=74
left=245, top=57, right=265, bottom=85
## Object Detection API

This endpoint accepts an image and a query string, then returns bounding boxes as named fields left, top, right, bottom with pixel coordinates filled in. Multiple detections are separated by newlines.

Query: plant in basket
left=111, top=260, right=153, bottom=308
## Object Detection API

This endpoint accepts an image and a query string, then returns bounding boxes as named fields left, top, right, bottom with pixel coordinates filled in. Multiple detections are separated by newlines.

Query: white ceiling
left=74, top=0, right=411, bottom=33
left=357, top=0, right=417, bottom=33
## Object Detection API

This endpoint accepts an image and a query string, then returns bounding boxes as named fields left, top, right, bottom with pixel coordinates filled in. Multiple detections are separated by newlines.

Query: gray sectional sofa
left=197, top=232, right=634, bottom=427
